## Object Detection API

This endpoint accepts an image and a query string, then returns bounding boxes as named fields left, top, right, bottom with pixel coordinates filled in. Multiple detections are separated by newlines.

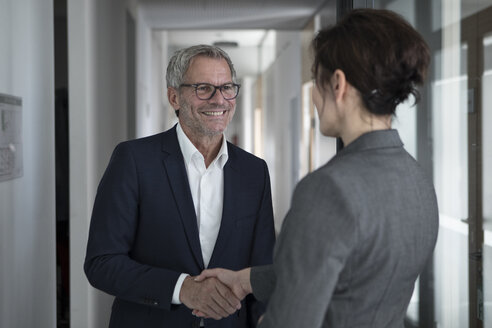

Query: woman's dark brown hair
left=312, top=9, right=430, bottom=116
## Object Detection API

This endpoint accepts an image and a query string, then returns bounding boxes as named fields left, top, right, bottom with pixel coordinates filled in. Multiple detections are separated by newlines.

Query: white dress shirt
left=171, top=123, right=229, bottom=304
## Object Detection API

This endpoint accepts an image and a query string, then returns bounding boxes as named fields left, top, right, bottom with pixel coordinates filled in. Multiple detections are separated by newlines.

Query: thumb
left=194, top=268, right=222, bottom=282
left=192, top=309, right=209, bottom=318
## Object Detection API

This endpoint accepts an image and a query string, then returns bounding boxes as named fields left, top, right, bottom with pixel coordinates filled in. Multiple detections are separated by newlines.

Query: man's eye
left=222, top=85, right=233, bottom=91
left=197, top=85, right=212, bottom=92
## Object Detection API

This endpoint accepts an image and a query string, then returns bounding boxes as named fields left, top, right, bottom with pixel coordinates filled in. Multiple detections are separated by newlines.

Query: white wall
left=136, top=15, right=171, bottom=137
left=311, top=14, right=337, bottom=173
left=0, top=0, right=56, bottom=327
left=261, top=31, right=302, bottom=231
left=68, top=0, right=129, bottom=327
left=151, top=30, right=169, bottom=134
left=136, top=14, right=153, bottom=137
left=238, top=76, right=254, bottom=153
left=260, top=30, right=336, bottom=232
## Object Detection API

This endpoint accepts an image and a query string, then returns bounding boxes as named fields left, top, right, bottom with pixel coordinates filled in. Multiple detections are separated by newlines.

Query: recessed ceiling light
left=213, top=41, right=239, bottom=48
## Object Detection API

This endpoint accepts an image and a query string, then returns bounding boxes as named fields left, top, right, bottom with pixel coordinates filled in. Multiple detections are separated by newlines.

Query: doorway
left=54, top=0, right=70, bottom=326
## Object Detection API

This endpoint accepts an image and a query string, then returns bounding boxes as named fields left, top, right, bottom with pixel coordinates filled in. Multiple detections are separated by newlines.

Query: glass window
left=373, top=1, right=473, bottom=327
left=482, top=32, right=492, bottom=232
left=483, top=30, right=492, bottom=327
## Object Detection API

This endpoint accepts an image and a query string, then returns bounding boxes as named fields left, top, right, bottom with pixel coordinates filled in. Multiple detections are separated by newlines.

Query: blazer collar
left=340, top=129, right=403, bottom=155
left=161, top=125, right=205, bottom=269
left=161, top=124, right=182, bottom=154
left=207, top=142, right=238, bottom=268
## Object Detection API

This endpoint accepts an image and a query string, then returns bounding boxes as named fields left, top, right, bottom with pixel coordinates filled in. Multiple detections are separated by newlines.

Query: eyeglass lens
left=195, top=84, right=239, bottom=100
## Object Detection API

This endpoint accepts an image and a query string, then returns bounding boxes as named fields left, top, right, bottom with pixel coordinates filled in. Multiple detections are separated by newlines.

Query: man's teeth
left=203, top=111, right=224, bottom=116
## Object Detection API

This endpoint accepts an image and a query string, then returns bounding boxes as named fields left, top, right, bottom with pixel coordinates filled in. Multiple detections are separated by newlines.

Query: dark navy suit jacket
left=84, top=126, right=275, bottom=328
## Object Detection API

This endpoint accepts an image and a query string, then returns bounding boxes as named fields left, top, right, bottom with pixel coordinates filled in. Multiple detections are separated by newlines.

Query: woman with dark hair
left=196, top=9, right=439, bottom=328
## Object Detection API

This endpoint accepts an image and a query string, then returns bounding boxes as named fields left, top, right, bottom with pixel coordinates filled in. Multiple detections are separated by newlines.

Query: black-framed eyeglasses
left=179, top=83, right=241, bottom=100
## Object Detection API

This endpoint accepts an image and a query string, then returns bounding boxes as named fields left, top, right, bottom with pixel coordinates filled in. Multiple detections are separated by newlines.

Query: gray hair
left=166, top=44, right=237, bottom=88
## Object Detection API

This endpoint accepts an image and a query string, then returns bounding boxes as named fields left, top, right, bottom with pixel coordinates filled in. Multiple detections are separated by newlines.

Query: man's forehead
left=189, top=55, right=225, bottom=65
left=186, top=56, right=232, bottom=77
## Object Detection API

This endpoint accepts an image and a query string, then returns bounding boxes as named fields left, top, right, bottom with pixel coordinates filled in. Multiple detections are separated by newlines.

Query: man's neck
left=181, top=126, right=223, bottom=168
left=194, top=136, right=223, bottom=168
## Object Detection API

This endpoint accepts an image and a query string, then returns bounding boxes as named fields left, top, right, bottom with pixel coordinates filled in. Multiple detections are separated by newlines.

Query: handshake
left=179, top=268, right=252, bottom=320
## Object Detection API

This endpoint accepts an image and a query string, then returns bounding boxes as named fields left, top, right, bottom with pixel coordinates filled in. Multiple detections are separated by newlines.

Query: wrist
left=172, top=273, right=189, bottom=304
left=179, top=275, right=195, bottom=305
left=240, top=268, right=253, bottom=294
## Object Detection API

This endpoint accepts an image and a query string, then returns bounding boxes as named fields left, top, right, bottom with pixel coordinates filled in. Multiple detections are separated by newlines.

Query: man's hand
left=195, top=268, right=252, bottom=301
left=192, top=268, right=252, bottom=318
left=179, top=275, right=241, bottom=320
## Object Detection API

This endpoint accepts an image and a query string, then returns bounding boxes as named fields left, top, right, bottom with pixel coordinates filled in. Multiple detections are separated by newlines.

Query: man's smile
left=202, top=110, right=226, bottom=116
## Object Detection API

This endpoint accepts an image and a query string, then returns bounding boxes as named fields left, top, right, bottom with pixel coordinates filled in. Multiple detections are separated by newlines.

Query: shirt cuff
left=172, top=273, right=189, bottom=304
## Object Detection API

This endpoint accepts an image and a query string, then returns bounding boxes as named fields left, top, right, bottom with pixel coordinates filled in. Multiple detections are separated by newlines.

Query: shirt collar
left=176, top=123, right=229, bottom=169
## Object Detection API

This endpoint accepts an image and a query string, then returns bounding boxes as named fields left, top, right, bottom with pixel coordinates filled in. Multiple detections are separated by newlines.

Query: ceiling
left=142, top=0, right=334, bottom=77
left=165, top=29, right=269, bottom=77
left=167, top=30, right=267, bottom=48
left=140, top=0, right=329, bottom=30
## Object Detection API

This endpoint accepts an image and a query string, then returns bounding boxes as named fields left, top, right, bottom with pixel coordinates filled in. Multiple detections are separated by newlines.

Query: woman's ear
left=167, top=87, right=180, bottom=110
left=331, top=69, right=348, bottom=102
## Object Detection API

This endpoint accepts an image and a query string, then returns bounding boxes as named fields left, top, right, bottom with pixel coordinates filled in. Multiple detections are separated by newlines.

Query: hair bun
left=312, top=9, right=430, bottom=116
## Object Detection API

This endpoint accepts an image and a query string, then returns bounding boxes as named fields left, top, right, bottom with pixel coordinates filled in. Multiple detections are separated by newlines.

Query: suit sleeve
left=84, top=143, right=180, bottom=311
left=250, top=265, right=276, bottom=302
left=257, top=174, right=357, bottom=328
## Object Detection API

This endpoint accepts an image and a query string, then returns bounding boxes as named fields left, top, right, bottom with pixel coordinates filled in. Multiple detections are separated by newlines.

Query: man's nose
left=209, top=88, right=227, bottom=104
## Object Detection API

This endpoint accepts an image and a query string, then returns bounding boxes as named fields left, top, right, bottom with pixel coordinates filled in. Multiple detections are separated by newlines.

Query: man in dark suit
left=84, top=44, right=275, bottom=328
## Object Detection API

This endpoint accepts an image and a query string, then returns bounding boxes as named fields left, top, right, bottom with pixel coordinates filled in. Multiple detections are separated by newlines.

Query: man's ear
left=167, top=87, right=180, bottom=110
left=331, top=69, right=348, bottom=102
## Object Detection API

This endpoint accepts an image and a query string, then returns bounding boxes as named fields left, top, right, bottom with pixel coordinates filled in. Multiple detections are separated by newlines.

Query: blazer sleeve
left=250, top=265, right=276, bottom=302
left=84, top=142, right=180, bottom=311
left=257, top=173, right=357, bottom=328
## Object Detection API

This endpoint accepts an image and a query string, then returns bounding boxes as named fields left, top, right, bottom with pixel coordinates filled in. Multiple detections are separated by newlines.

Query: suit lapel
left=161, top=127, right=205, bottom=269
left=208, top=144, right=238, bottom=268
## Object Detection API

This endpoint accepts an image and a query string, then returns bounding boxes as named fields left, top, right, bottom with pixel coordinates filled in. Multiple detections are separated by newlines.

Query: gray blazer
left=251, top=130, right=439, bottom=328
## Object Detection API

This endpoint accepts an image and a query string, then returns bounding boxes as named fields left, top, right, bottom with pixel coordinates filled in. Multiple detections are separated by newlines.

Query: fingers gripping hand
left=180, top=276, right=241, bottom=320
left=196, top=268, right=252, bottom=300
